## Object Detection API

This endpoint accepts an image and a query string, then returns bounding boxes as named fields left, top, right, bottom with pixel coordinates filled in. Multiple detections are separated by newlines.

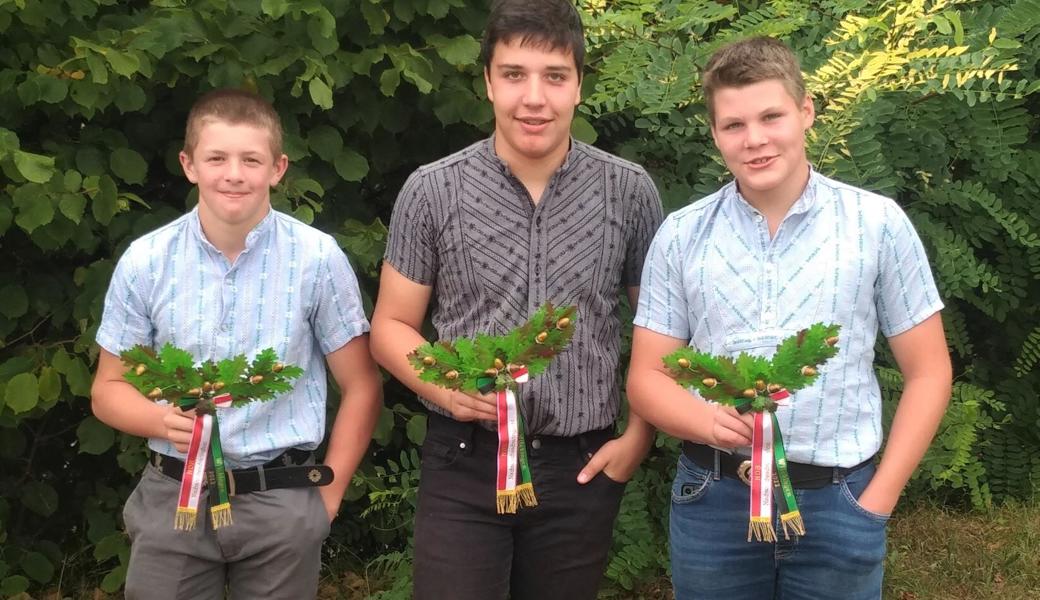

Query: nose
left=224, top=158, right=244, bottom=182
left=522, top=78, right=546, bottom=107
left=744, top=122, right=767, bottom=148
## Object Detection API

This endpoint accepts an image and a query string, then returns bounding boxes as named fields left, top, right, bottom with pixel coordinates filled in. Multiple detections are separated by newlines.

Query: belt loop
left=256, top=465, right=268, bottom=492
left=712, top=449, right=721, bottom=481
left=831, top=467, right=840, bottom=485
left=227, top=469, right=237, bottom=496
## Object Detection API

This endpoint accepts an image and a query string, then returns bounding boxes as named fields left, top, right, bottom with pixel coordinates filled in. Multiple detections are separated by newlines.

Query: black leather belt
left=152, top=448, right=334, bottom=495
left=682, top=442, right=873, bottom=489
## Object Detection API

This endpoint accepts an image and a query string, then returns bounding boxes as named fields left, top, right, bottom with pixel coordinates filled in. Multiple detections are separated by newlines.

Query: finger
left=577, top=442, right=613, bottom=484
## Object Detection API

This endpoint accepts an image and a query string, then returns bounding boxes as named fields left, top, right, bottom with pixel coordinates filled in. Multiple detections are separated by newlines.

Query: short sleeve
left=875, top=202, right=944, bottom=337
left=384, top=169, right=437, bottom=285
left=95, top=250, right=154, bottom=354
left=312, top=238, right=372, bottom=355
left=623, top=169, right=665, bottom=287
left=633, top=216, right=691, bottom=340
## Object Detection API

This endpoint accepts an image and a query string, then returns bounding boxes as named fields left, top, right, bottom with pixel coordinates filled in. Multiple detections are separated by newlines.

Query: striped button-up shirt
left=96, top=208, right=370, bottom=468
left=635, top=170, right=943, bottom=467
left=385, top=137, right=663, bottom=436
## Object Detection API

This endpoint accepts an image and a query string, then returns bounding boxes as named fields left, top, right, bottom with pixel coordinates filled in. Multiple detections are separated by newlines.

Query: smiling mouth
left=746, top=156, right=776, bottom=166
left=518, top=117, right=551, bottom=126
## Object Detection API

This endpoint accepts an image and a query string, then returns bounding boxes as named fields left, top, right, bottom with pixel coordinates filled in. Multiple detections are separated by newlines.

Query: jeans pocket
left=839, top=467, right=891, bottom=523
left=421, top=435, right=465, bottom=471
left=671, top=454, right=713, bottom=504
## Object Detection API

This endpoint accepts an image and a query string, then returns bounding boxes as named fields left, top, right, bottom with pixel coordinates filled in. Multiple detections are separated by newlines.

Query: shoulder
left=812, top=172, right=906, bottom=226
left=268, top=210, right=342, bottom=260
left=412, top=138, right=491, bottom=180
left=668, top=183, right=731, bottom=227
left=570, top=140, right=652, bottom=180
left=119, top=212, right=194, bottom=268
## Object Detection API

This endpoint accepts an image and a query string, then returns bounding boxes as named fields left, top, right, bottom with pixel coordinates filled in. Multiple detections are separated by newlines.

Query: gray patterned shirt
left=385, top=137, right=663, bottom=436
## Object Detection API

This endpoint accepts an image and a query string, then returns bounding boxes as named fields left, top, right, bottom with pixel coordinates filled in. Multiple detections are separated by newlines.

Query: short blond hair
left=703, top=37, right=806, bottom=124
left=183, top=88, right=283, bottom=157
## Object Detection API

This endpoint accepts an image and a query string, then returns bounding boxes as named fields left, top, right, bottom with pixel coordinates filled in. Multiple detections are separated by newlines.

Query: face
left=179, top=120, right=288, bottom=233
left=710, top=80, right=815, bottom=208
left=485, top=38, right=582, bottom=167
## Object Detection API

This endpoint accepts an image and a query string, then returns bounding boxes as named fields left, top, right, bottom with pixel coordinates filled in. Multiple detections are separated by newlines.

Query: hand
left=318, top=485, right=344, bottom=523
left=707, top=404, right=755, bottom=448
left=162, top=405, right=197, bottom=453
left=446, top=389, right=498, bottom=422
left=855, top=482, right=898, bottom=517
left=577, top=430, right=652, bottom=485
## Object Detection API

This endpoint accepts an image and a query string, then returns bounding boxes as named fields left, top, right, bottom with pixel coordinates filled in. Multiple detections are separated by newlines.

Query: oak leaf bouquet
left=662, top=323, right=841, bottom=542
left=120, top=344, right=302, bottom=530
left=409, top=303, right=577, bottom=514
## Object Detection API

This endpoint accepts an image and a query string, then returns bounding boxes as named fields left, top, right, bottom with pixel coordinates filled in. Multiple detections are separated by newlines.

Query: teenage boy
left=369, top=1, right=663, bottom=598
left=627, top=37, right=952, bottom=599
left=91, top=88, right=382, bottom=599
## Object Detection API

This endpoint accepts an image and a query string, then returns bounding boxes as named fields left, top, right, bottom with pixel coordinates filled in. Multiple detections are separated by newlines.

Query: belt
left=682, top=442, right=873, bottom=489
left=152, top=448, right=334, bottom=495
left=427, top=412, right=615, bottom=460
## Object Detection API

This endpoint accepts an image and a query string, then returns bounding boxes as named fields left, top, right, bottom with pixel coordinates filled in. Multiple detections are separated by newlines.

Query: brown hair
left=183, top=88, right=284, bottom=157
left=702, top=37, right=806, bottom=124
left=481, top=0, right=585, bottom=74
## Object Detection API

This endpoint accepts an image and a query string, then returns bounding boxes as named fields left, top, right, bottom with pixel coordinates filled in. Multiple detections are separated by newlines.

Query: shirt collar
left=727, top=165, right=821, bottom=219
left=188, top=206, right=275, bottom=258
left=481, top=134, right=580, bottom=177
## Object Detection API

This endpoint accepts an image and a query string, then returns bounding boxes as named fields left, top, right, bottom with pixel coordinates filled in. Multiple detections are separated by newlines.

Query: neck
left=494, top=135, right=569, bottom=204
left=197, top=206, right=269, bottom=263
left=738, top=164, right=811, bottom=235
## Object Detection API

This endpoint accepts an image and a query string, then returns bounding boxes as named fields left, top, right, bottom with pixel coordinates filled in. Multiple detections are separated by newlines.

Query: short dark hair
left=184, top=88, right=283, bottom=157
left=702, top=37, right=806, bottom=125
left=481, top=0, right=585, bottom=74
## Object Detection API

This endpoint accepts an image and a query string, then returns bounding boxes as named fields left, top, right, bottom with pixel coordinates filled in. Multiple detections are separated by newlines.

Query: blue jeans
left=670, top=453, right=888, bottom=600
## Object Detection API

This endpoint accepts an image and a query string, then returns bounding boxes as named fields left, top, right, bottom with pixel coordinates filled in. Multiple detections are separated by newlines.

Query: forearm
left=626, top=366, right=714, bottom=442
left=871, top=376, right=951, bottom=497
left=370, top=315, right=450, bottom=410
left=91, top=380, right=169, bottom=440
left=322, top=379, right=382, bottom=499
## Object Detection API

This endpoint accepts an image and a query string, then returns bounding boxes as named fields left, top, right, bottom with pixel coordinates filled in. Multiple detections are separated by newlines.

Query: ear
left=801, top=94, right=815, bottom=130
left=269, top=154, right=289, bottom=187
left=179, top=151, right=199, bottom=184
left=484, top=67, right=495, bottom=103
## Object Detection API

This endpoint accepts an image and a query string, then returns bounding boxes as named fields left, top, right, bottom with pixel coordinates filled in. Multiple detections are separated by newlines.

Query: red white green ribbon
left=489, top=366, right=537, bottom=514
left=745, top=389, right=805, bottom=542
left=173, top=393, right=234, bottom=531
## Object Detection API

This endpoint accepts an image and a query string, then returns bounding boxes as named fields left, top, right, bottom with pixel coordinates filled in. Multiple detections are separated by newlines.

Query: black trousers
left=413, top=412, right=627, bottom=600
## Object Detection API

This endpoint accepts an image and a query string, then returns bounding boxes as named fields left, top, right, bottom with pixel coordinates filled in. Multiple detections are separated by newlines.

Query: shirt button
left=220, top=324, right=229, bottom=332
left=755, top=214, right=764, bottom=223
left=531, top=438, right=542, bottom=450
left=459, top=442, right=467, bottom=450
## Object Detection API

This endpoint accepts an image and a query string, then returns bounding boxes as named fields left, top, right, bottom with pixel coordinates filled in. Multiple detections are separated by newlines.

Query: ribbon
left=481, top=366, right=537, bottom=514
left=744, top=389, right=805, bottom=542
left=173, top=393, right=234, bottom=531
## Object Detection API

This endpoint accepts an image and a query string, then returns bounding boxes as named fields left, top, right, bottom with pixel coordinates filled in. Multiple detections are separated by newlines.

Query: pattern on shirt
left=385, top=138, right=663, bottom=436
left=635, top=170, right=943, bottom=467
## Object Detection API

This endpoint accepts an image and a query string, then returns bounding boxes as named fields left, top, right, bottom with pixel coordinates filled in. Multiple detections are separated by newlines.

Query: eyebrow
left=496, top=63, right=573, bottom=73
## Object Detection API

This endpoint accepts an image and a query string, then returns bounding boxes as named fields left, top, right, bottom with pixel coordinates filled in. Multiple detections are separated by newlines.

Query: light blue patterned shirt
left=96, top=207, right=370, bottom=468
left=634, top=170, right=943, bottom=467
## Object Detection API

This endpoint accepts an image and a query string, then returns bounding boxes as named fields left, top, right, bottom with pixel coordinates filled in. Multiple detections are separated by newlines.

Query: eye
left=503, top=70, right=523, bottom=81
left=244, top=157, right=261, bottom=165
left=764, top=112, right=783, bottom=121
left=723, top=122, right=743, bottom=131
left=206, top=156, right=225, bottom=163
left=547, top=72, right=567, bottom=83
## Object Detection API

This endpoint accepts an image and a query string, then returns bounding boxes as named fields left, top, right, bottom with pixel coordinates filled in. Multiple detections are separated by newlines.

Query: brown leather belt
left=682, top=442, right=873, bottom=489
left=152, top=448, right=334, bottom=495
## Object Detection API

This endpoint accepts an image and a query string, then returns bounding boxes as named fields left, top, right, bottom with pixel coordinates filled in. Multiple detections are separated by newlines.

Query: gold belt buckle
left=737, top=460, right=753, bottom=486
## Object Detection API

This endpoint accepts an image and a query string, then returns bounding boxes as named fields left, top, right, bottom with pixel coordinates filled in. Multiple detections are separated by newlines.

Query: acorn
left=742, top=388, right=757, bottom=399
left=484, top=368, right=499, bottom=377
left=272, top=362, right=284, bottom=372
left=445, top=370, right=459, bottom=380
left=422, top=356, right=436, bottom=367
left=556, top=317, right=571, bottom=330
left=187, top=387, right=202, bottom=397
left=134, top=364, right=147, bottom=376
left=494, top=358, right=505, bottom=370
left=825, top=336, right=839, bottom=347
left=213, top=381, right=226, bottom=391
left=249, top=375, right=264, bottom=385
left=202, top=381, right=212, bottom=393
left=767, top=383, right=782, bottom=393
left=535, top=331, right=549, bottom=344
left=677, top=358, right=691, bottom=369
left=147, top=387, right=162, bottom=400
left=755, top=379, right=766, bottom=391
left=702, top=377, right=718, bottom=388
left=800, top=366, right=817, bottom=377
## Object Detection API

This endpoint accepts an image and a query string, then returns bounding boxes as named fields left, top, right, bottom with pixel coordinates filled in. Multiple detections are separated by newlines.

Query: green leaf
left=77, top=416, right=116, bottom=455
left=85, top=53, right=108, bottom=84
left=260, top=0, right=290, bottom=19
left=93, top=532, right=127, bottom=562
left=571, top=116, right=598, bottom=144
left=372, top=405, right=394, bottom=445
left=308, top=78, right=333, bottom=110
left=64, top=356, right=93, bottom=397
left=991, top=38, right=1021, bottom=49
left=307, top=125, right=343, bottom=162
left=13, top=183, right=54, bottom=233
left=293, top=204, right=314, bottom=224
left=0, top=575, right=29, bottom=596
left=406, top=414, right=427, bottom=445
left=106, top=50, right=140, bottom=77
left=379, top=67, right=401, bottom=96
left=59, top=193, right=87, bottom=224
left=91, top=175, right=120, bottom=225
left=20, top=552, right=53, bottom=584
left=13, top=150, right=56, bottom=183
left=4, top=372, right=39, bottom=413
left=0, top=284, right=28, bottom=319
left=20, top=481, right=58, bottom=516
left=37, top=76, right=69, bottom=104
left=76, top=147, right=106, bottom=176
left=361, top=1, right=388, bottom=34
left=334, top=148, right=369, bottom=182
left=428, top=34, right=481, bottom=66
left=100, top=564, right=127, bottom=593
left=110, top=147, right=148, bottom=185
left=38, top=367, right=61, bottom=403
left=63, top=169, right=83, bottom=192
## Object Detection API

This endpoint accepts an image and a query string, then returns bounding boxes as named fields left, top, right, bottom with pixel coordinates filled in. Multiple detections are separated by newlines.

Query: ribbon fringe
left=516, top=482, right=537, bottom=508
left=747, top=517, right=776, bottom=543
left=496, top=490, right=519, bottom=514
left=780, top=511, right=805, bottom=539
left=210, top=502, right=233, bottom=529
left=174, top=507, right=198, bottom=531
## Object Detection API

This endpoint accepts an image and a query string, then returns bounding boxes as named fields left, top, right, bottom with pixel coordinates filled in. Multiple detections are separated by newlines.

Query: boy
left=627, top=37, right=952, bottom=599
left=91, top=88, right=382, bottom=599
left=370, top=1, right=663, bottom=598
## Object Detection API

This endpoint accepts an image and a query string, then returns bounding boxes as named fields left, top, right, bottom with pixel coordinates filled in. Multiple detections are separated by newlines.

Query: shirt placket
left=753, top=212, right=779, bottom=327
left=527, top=175, right=559, bottom=315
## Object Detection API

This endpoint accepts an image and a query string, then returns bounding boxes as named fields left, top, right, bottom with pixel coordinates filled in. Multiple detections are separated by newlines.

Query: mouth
left=745, top=156, right=777, bottom=168
left=517, top=117, right=552, bottom=132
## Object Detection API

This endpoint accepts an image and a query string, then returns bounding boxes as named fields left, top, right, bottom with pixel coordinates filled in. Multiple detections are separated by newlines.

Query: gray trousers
left=122, top=463, right=330, bottom=600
